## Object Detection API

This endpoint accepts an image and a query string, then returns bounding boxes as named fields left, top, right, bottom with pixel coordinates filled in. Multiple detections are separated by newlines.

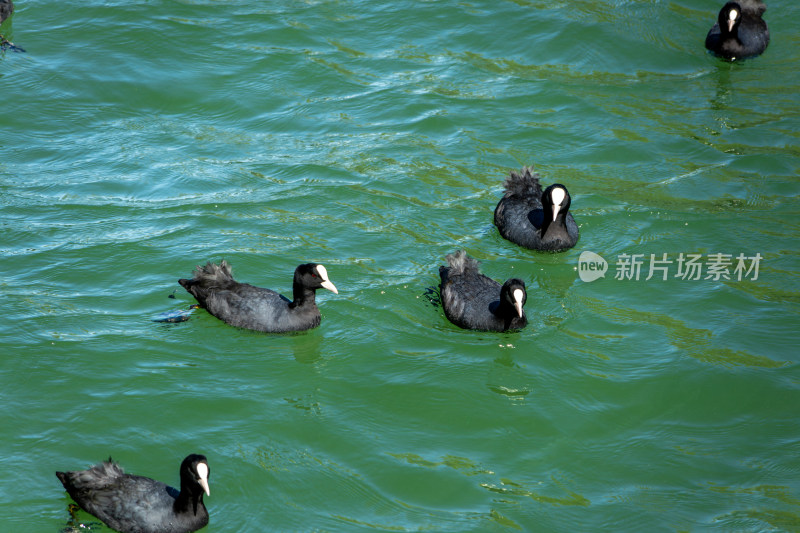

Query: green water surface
left=2, top=0, right=799, bottom=531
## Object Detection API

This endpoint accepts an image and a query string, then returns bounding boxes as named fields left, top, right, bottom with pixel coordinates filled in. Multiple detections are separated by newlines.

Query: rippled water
left=2, top=0, right=799, bottom=531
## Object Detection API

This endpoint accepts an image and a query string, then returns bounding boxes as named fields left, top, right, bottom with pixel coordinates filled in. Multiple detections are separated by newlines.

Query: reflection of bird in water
left=0, top=0, right=24, bottom=52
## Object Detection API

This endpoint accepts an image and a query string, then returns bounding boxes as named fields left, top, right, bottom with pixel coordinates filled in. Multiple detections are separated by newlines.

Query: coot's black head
left=294, top=263, right=338, bottom=294
left=500, top=278, right=527, bottom=318
left=180, top=454, right=210, bottom=497
left=542, top=184, right=572, bottom=224
left=718, top=2, right=742, bottom=34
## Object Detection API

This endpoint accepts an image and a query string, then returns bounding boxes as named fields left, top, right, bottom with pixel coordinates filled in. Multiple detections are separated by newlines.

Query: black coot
left=0, top=0, right=12, bottom=24
left=56, top=454, right=210, bottom=533
left=705, top=0, right=769, bottom=60
left=439, top=250, right=527, bottom=332
left=0, top=0, right=22, bottom=51
left=179, top=260, right=338, bottom=333
left=494, top=166, right=579, bottom=252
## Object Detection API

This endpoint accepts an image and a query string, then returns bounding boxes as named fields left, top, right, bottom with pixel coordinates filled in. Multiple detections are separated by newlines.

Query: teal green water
left=2, top=0, right=800, bottom=531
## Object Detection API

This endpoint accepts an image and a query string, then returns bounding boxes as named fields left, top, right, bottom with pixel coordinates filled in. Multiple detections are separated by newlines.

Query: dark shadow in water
left=710, top=62, right=735, bottom=113
left=290, top=329, right=322, bottom=364
left=0, top=23, right=25, bottom=53
left=0, top=40, right=25, bottom=52
left=422, top=285, right=441, bottom=307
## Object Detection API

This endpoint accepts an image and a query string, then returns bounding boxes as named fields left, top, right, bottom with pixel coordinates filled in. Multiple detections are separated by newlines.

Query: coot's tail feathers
left=179, top=261, right=235, bottom=290
left=739, top=0, right=767, bottom=15
left=444, top=250, right=481, bottom=276
left=503, top=166, right=542, bottom=199
left=194, top=261, right=235, bottom=283
left=56, top=458, right=125, bottom=489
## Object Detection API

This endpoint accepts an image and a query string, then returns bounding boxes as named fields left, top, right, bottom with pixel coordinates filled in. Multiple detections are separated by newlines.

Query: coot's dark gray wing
left=495, top=195, right=544, bottom=249
left=737, top=12, right=769, bottom=56
left=441, top=270, right=505, bottom=331
left=494, top=167, right=545, bottom=249
left=705, top=19, right=722, bottom=51
left=201, top=283, right=316, bottom=333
